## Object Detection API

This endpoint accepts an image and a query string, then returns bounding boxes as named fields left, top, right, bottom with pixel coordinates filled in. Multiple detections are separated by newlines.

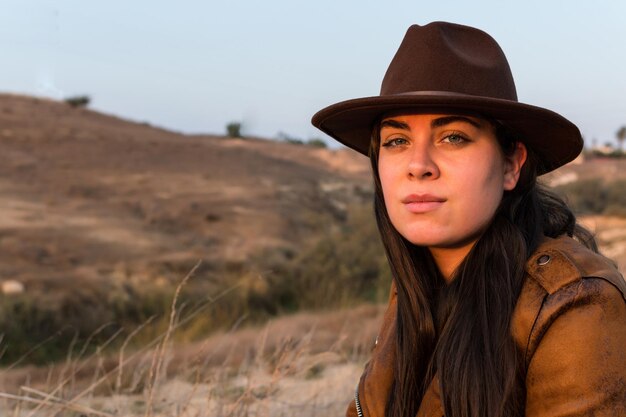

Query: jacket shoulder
left=525, top=234, right=625, bottom=298
left=512, top=235, right=626, bottom=365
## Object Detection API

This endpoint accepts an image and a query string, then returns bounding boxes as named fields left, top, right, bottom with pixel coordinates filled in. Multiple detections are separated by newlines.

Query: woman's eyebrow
left=380, top=119, right=410, bottom=130
left=431, top=116, right=481, bottom=129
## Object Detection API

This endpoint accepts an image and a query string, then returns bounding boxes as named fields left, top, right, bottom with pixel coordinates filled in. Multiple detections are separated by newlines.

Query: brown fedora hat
left=311, top=22, right=583, bottom=174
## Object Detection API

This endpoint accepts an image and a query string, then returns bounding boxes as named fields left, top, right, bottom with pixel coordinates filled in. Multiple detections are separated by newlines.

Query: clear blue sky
left=2, top=0, right=625, bottom=147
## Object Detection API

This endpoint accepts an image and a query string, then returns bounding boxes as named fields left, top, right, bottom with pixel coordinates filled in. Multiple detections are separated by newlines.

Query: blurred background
left=0, top=1, right=624, bottom=416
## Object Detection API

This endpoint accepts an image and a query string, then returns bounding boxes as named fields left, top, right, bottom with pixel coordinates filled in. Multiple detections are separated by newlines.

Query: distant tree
left=616, top=126, right=626, bottom=152
left=226, top=121, right=242, bottom=138
left=64, top=95, right=90, bottom=108
left=307, top=138, right=328, bottom=148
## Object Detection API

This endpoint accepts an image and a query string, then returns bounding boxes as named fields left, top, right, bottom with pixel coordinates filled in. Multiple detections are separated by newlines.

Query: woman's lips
left=402, top=194, right=446, bottom=213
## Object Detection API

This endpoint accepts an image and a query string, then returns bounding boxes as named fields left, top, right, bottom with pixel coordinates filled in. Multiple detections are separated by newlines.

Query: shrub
left=277, top=131, right=305, bottom=145
left=285, top=138, right=304, bottom=145
left=250, top=205, right=391, bottom=311
left=553, top=179, right=626, bottom=216
left=604, top=180, right=626, bottom=216
left=0, top=284, right=174, bottom=365
left=307, top=138, right=328, bottom=148
left=64, top=95, right=90, bottom=108
left=226, top=122, right=242, bottom=138
left=0, top=205, right=391, bottom=366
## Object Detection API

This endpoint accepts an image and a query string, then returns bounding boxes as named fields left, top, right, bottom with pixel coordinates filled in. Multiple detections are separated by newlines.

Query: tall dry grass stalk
left=143, top=260, right=200, bottom=417
left=0, top=262, right=384, bottom=417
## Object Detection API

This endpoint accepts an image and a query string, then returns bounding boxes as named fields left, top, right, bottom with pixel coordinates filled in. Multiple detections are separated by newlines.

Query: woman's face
left=377, top=113, right=526, bottom=268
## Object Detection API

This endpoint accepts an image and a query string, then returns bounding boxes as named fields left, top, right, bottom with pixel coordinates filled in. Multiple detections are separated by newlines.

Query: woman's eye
left=381, top=137, right=409, bottom=148
left=441, top=133, right=468, bottom=145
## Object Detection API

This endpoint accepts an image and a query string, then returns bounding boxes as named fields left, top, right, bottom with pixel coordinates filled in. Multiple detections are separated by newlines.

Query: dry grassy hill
left=0, top=94, right=372, bottom=298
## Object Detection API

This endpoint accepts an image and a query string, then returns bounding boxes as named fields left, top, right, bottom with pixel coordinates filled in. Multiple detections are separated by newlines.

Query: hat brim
left=311, top=93, right=583, bottom=174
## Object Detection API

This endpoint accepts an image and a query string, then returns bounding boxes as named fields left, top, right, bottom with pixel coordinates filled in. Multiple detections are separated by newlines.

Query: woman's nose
left=407, top=145, right=440, bottom=180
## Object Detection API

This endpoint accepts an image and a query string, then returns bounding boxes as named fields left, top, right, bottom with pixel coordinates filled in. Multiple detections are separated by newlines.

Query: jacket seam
left=524, top=278, right=593, bottom=367
left=524, top=292, right=548, bottom=367
left=584, top=274, right=626, bottom=302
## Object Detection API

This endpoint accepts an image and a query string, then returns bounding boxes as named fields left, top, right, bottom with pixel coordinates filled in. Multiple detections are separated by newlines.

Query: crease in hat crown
left=380, top=22, right=517, bottom=101
left=311, top=21, right=583, bottom=174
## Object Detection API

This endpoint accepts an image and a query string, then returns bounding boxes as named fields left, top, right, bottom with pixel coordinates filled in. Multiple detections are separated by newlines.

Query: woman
left=312, top=22, right=626, bottom=417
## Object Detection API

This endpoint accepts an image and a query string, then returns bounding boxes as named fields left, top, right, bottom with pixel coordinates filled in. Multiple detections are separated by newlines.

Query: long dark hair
left=371, top=120, right=596, bottom=417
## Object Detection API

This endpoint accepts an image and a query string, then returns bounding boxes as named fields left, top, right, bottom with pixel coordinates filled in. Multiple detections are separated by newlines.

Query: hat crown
left=381, top=22, right=518, bottom=101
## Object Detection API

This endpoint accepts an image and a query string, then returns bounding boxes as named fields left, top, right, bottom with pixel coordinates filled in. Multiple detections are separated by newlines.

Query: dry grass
left=0, top=270, right=385, bottom=417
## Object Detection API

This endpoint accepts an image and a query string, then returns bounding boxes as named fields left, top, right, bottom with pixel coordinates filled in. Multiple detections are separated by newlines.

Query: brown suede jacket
left=347, top=235, right=626, bottom=417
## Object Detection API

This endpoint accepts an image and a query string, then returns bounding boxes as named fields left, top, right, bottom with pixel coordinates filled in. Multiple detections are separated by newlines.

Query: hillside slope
left=0, top=94, right=371, bottom=296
